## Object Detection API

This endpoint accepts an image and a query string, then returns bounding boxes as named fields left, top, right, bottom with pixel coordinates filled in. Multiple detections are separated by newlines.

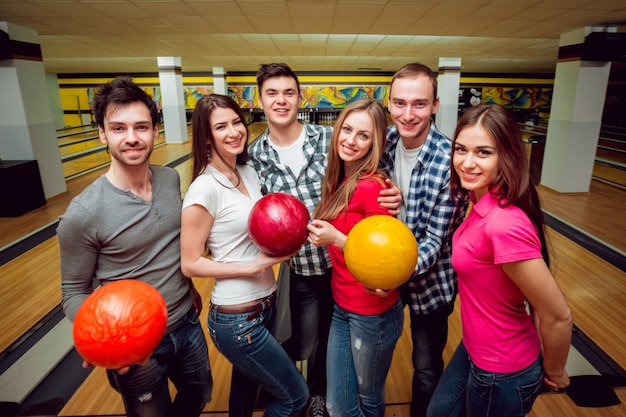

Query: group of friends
left=58, top=61, right=573, bottom=417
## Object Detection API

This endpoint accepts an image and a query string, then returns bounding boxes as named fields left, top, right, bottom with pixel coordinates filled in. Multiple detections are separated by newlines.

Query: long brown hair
left=451, top=104, right=550, bottom=265
left=314, top=99, right=389, bottom=220
left=190, top=94, right=249, bottom=181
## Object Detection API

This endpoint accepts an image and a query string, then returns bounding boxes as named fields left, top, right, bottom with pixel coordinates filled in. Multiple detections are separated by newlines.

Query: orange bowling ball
left=72, top=280, right=168, bottom=369
left=344, top=215, right=418, bottom=290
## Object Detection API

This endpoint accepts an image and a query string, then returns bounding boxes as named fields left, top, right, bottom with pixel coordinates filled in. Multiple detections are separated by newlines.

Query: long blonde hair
left=314, top=99, right=389, bottom=220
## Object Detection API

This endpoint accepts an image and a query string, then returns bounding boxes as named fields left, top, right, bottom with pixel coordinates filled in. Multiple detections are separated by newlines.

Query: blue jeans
left=326, top=299, right=404, bottom=417
left=208, top=297, right=309, bottom=417
left=427, top=342, right=543, bottom=417
left=282, top=268, right=334, bottom=397
left=107, top=308, right=213, bottom=417
left=407, top=301, right=454, bottom=417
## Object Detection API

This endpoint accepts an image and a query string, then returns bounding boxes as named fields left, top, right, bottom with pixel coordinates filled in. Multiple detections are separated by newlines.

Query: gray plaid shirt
left=382, top=123, right=469, bottom=315
left=248, top=122, right=333, bottom=276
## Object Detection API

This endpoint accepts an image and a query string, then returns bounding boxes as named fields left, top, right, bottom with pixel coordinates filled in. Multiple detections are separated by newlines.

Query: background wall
left=56, top=71, right=568, bottom=128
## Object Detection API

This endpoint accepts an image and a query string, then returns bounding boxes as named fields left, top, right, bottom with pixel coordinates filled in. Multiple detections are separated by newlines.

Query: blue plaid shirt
left=382, top=123, right=468, bottom=315
left=248, top=122, right=333, bottom=276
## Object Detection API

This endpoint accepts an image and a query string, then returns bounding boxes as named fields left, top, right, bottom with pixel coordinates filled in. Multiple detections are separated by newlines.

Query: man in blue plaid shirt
left=249, top=63, right=400, bottom=417
left=382, top=63, right=469, bottom=417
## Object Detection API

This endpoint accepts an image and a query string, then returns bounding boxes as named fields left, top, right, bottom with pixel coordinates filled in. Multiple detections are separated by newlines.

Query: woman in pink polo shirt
left=427, top=104, right=572, bottom=417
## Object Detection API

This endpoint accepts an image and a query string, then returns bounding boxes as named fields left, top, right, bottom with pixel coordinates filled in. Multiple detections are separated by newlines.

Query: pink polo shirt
left=452, top=191, right=542, bottom=373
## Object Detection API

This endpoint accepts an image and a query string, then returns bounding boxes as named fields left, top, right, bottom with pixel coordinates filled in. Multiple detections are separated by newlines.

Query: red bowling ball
left=72, top=280, right=168, bottom=369
left=248, top=192, right=310, bottom=256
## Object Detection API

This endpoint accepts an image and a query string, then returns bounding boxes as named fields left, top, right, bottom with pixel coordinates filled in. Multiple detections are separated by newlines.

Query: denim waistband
left=165, top=305, right=195, bottom=335
left=210, top=292, right=276, bottom=321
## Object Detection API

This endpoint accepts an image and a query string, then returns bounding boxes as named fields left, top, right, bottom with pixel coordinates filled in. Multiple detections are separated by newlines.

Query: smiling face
left=99, top=101, right=157, bottom=168
left=209, top=106, right=248, bottom=163
left=388, top=74, right=439, bottom=148
left=453, top=124, right=499, bottom=201
left=337, top=110, right=374, bottom=175
left=258, top=75, right=301, bottom=129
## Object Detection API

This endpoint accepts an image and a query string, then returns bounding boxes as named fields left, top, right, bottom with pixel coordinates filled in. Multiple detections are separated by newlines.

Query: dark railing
left=518, top=123, right=625, bottom=189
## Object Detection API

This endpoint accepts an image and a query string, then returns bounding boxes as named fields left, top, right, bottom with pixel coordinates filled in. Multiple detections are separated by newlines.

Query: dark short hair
left=256, top=63, right=300, bottom=96
left=92, top=76, right=159, bottom=128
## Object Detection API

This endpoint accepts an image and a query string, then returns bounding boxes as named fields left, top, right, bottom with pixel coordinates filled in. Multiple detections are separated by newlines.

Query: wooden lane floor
left=0, top=150, right=191, bottom=358
left=0, top=122, right=623, bottom=354
left=592, top=163, right=626, bottom=188
left=57, top=130, right=99, bottom=149
left=521, top=127, right=626, bottom=190
left=0, top=123, right=269, bottom=352
left=1, top=120, right=625, bottom=415
left=0, top=122, right=271, bottom=249
left=59, top=273, right=414, bottom=416
left=62, top=132, right=167, bottom=179
left=0, top=139, right=192, bottom=250
left=537, top=182, right=626, bottom=253
left=57, top=227, right=626, bottom=416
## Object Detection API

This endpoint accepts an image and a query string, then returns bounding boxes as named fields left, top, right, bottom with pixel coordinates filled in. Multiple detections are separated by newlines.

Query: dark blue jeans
left=427, top=341, right=543, bottom=417
left=282, top=268, right=333, bottom=397
left=407, top=301, right=454, bottom=417
left=208, top=297, right=309, bottom=417
left=107, top=308, right=213, bottom=417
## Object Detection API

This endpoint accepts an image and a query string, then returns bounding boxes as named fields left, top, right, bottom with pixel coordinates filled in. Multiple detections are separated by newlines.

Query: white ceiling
left=1, top=0, right=626, bottom=75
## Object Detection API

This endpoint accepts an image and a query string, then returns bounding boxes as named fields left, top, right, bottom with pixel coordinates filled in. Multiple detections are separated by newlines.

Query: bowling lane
left=58, top=137, right=103, bottom=157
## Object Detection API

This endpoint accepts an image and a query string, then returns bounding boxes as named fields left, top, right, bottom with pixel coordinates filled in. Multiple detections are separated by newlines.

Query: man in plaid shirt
left=382, top=63, right=469, bottom=417
left=248, top=63, right=332, bottom=417
left=249, top=63, right=400, bottom=417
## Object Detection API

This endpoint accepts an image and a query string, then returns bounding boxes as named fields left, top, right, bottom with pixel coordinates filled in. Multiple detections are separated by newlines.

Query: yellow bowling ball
left=344, top=215, right=418, bottom=290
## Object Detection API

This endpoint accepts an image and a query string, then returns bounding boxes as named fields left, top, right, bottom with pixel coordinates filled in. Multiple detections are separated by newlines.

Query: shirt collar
left=471, top=190, right=499, bottom=218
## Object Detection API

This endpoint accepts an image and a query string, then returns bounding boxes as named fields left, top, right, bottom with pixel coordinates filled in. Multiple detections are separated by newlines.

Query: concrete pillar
left=435, top=57, right=462, bottom=139
left=46, top=73, right=65, bottom=130
left=213, top=67, right=227, bottom=95
left=541, top=27, right=614, bottom=193
left=157, top=56, right=187, bottom=144
left=0, top=21, right=66, bottom=199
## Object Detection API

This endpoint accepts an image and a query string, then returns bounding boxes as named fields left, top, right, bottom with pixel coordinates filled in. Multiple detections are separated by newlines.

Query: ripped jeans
left=107, top=308, right=213, bottom=417
left=326, top=299, right=404, bottom=417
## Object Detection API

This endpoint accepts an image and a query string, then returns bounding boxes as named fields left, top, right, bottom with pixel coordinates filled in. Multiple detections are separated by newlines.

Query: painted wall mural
left=87, top=84, right=550, bottom=111
left=72, top=78, right=554, bottom=127
left=482, top=87, right=552, bottom=109
left=184, top=86, right=213, bottom=109
left=458, top=86, right=552, bottom=123
left=187, top=85, right=389, bottom=109
left=301, top=86, right=388, bottom=108
left=229, top=86, right=257, bottom=109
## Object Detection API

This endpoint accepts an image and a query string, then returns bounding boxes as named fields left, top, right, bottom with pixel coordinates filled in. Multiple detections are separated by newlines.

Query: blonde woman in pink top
left=427, top=104, right=572, bottom=417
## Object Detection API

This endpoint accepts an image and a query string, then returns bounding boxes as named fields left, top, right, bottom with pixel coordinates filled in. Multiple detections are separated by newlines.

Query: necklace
left=209, top=165, right=241, bottom=190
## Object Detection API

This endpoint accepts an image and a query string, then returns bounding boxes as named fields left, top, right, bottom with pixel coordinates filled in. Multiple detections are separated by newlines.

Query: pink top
left=452, top=191, right=542, bottom=372
left=328, top=176, right=400, bottom=315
